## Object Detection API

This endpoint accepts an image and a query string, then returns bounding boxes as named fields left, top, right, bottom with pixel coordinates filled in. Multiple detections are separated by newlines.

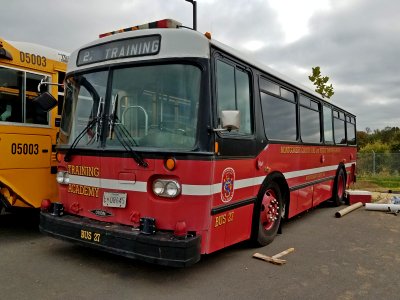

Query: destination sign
left=77, top=35, right=161, bottom=66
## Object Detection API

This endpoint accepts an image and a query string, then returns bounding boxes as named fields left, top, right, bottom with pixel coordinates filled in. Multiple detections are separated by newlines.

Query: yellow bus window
left=0, top=67, right=23, bottom=122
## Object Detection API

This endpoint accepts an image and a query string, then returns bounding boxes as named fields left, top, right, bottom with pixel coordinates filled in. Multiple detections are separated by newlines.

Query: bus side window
left=323, top=105, right=334, bottom=143
left=299, top=95, right=321, bottom=143
left=333, top=110, right=346, bottom=144
left=216, top=59, right=252, bottom=134
left=346, top=115, right=356, bottom=145
left=0, top=67, right=23, bottom=123
left=260, top=91, right=297, bottom=141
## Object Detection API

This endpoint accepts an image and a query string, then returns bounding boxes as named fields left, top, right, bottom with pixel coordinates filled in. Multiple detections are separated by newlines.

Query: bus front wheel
left=251, top=181, right=283, bottom=247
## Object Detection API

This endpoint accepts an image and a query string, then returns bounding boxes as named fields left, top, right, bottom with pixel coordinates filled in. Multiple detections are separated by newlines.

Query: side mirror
left=214, top=110, right=240, bottom=132
left=32, top=92, right=57, bottom=112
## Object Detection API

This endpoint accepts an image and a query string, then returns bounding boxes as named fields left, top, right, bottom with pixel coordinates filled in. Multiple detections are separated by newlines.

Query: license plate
left=103, top=192, right=127, bottom=208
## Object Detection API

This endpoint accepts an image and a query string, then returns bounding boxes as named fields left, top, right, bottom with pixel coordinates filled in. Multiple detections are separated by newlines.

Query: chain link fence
left=357, top=152, right=400, bottom=176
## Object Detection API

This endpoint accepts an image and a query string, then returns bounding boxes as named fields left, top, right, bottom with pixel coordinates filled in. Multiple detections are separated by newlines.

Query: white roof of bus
left=209, top=38, right=326, bottom=101
left=8, top=40, right=69, bottom=63
left=68, top=27, right=328, bottom=103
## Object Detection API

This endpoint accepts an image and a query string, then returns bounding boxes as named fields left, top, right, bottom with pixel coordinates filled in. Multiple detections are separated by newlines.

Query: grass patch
left=354, top=175, right=400, bottom=192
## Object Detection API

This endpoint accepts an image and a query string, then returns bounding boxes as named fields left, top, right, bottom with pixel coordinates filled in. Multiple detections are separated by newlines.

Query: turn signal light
left=165, top=158, right=176, bottom=171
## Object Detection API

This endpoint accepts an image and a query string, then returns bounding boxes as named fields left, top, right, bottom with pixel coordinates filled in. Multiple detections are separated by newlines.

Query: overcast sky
left=2, top=0, right=399, bottom=131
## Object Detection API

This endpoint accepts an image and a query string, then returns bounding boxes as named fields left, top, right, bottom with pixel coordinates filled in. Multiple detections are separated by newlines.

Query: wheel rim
left=260, top=188, right=279, bottom=231
left=337, top=173, right=344, bottom=198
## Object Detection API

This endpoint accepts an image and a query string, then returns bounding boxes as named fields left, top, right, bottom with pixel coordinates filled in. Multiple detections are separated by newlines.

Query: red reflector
left=41, top=199, right=52, bottom=211
left=99, top=32, right=112, bottom=38
left=174, top=221, right=187, bottom=238
left=157, top=19, right=169, bottom=28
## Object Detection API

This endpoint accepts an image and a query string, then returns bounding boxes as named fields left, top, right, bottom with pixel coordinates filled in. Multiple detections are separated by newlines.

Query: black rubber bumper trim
left=39, top=212, right=201, bottom=267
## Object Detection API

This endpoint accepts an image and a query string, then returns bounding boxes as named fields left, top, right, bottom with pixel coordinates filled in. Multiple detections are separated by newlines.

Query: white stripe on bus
left=67, top=163, right=354, bottom=196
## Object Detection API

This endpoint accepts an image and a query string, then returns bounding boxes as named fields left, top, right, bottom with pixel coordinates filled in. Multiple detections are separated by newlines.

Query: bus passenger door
left=208, top=55, right=257, bottom=251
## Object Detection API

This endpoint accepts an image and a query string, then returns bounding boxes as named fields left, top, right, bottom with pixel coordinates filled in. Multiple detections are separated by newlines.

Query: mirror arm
left=37, top=79, right=64, bottom=93
left=212, top=127, right=229, bottom=132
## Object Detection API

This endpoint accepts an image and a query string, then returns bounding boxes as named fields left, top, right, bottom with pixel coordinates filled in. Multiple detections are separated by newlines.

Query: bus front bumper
left=39, top=212, right=201, bottom=267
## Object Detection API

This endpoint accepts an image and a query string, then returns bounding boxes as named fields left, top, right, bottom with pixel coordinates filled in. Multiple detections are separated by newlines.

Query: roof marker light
left=99, top=19, right=182, bottom=38
left=0, top=42, right=12, bottom=60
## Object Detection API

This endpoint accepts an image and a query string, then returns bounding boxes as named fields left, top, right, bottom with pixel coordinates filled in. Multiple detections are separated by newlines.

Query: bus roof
left=6, top=40, right=69, bottom=63
left=68, top=26, right=349, bottom=113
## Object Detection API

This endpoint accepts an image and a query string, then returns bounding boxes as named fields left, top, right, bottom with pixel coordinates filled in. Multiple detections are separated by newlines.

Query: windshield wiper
left=112, top=121, right=148, bottom=168
left=108, top=101, right=148, bottom=168
left=64, top=117, right=100, bottom=162
left=64, top=97, right=104, bottom=162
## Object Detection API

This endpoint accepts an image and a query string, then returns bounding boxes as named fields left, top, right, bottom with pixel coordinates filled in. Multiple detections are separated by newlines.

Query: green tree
left=308, top=66, right=334, bottom=99
left=359, top=141, right=390, bottom=153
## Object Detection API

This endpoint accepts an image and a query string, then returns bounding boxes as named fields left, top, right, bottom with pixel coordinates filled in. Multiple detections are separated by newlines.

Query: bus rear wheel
left=332, top=168, right=346, bottom=206
left=251, top=181, right=283, bottom=247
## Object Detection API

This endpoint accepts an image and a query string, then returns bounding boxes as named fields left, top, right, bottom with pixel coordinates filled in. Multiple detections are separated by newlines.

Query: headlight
left=153, top=180, right=165, bottom=195
left=63, top=172, right=70, bottom=184
left=152, top=179, right=181, bottom=198
left=165, top=182, right=180, bottom=197
left=56, top=171, right=70, bottom=185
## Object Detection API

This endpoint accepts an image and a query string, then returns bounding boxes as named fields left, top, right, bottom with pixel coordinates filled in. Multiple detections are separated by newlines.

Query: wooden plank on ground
left=253, top=248, right=295, bottom=265
left=252, top=253, right=286, bottom=265
left=272, top=247, right=295, bottom=259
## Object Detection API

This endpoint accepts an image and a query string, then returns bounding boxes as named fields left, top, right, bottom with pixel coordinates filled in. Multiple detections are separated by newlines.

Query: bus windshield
left=60, top=64, right=201, bottom=150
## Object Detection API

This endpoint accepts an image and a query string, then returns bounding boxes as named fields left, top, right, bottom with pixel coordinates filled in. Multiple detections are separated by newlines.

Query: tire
left=332, top=168, right=346, bottom=207
left=251, top=180, right=284, bottom=247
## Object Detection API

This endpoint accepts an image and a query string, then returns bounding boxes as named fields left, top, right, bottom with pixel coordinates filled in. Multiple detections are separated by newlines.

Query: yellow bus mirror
left=32, top=92, right=58, bottom=112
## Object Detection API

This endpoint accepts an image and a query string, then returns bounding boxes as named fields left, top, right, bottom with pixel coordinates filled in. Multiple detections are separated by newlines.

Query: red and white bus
left=40, top=19, right=357, bottom=267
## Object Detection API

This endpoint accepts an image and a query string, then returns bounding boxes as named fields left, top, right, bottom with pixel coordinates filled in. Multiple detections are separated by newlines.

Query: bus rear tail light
left=152, top=179, right=181, bottom=198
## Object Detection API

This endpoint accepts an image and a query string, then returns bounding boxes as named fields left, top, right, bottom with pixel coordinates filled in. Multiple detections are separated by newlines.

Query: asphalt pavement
left=0, top=203, right=399, bottom=300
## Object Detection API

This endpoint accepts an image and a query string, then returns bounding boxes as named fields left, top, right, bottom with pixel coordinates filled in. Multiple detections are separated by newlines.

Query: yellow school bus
left=0, top=37, right=68, bottom=212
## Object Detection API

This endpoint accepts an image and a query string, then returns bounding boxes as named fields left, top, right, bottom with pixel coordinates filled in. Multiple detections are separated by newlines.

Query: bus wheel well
left=250, top=172, right=289, bottom=246
left=263, top=172, right=290, bottom=220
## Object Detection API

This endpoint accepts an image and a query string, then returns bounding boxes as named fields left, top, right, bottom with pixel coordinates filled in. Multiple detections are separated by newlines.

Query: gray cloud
left=1, top=0, right=399, bottom=130
left=248, top=0, right=400, bottom=130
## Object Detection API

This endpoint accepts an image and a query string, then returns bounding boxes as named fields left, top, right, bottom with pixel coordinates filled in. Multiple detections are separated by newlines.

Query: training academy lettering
left=66, top=165, right=100, bottom=198
left=68, top=184, right=99, bottom=198
left=67, top=165, right=99, bottom=177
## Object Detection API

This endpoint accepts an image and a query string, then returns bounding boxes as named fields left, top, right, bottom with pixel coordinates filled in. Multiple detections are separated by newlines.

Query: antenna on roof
left=185, top=0, right=197, bottom=31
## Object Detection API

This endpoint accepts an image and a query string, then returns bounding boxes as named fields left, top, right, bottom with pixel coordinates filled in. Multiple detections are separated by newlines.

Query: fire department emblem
left=221, top=167, right=235, bottom=203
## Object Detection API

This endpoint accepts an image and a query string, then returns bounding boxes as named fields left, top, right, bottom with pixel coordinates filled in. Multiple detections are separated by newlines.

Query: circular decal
left=221, top=167, right=235, bottom=203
